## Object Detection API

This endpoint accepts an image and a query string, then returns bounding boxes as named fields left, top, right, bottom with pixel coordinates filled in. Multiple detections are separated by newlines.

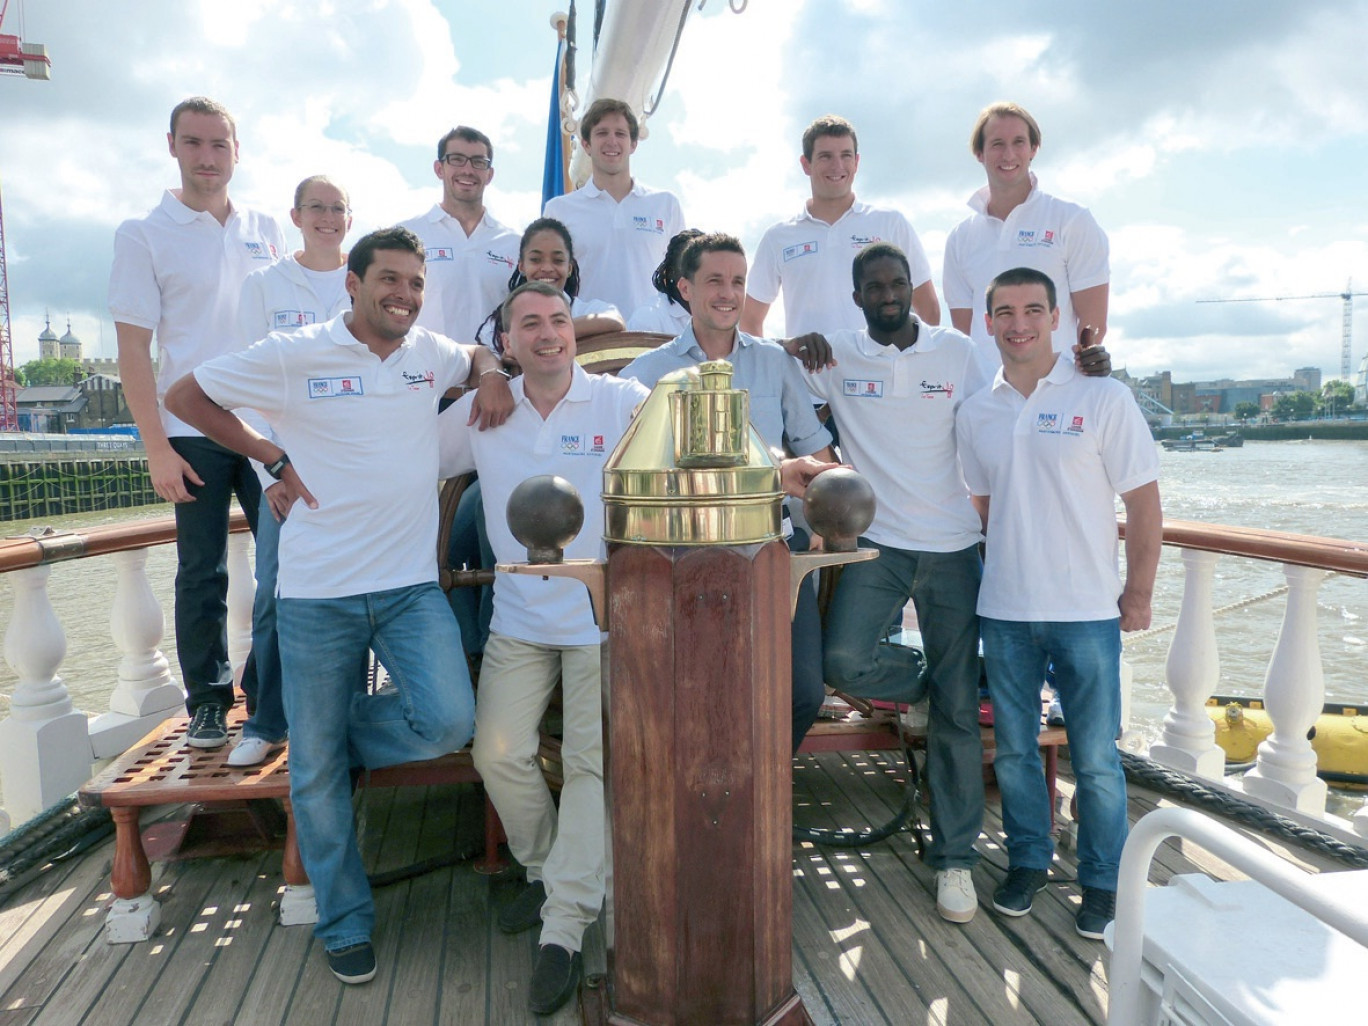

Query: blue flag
left=541, top=37, right=566, bottom=209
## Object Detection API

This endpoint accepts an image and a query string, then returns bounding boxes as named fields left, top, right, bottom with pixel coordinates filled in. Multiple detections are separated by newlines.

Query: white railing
left=1137, top=517, right=1368, bottom=840
left=0, top=513, right=253, bottom=833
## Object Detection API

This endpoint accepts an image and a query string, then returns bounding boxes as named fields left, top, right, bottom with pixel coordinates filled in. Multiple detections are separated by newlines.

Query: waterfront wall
left=0, top=457, right=161, bottom=522
left=1154, top=423, right=1368, bottom=441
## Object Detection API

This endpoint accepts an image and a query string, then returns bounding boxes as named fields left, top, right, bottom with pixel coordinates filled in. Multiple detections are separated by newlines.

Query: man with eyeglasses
left=108, top=96, right=287, bottom=749
left=742, top=114, right=940, bottom=337
left=403, top=126, right=520, bottom=342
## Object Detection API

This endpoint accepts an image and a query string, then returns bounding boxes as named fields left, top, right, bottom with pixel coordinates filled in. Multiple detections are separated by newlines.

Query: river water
left=1, top=441, right=1365, bottom=811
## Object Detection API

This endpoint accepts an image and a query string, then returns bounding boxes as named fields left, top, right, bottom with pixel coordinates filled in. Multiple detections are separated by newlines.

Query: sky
left=2, top=0, right=1368, bottom=387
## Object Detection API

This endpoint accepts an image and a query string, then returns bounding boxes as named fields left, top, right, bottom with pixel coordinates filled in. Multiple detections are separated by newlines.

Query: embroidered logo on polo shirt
left=402, top=369, right=436, bottom=390
left=428, top=247, right=455, bottom=261
left=919, top=380, right=954, bottom=399
left=1036, top=412, right=1061, bottom=433
left=274, top=310, right=316, bottom=329
left=1016, top=229, right=1055, bottom=249
left=591, top=434, right=606, bottom=453
left=486, top=250, right=514, bottom=268
left=244, top=242, right=272, bottom=260
left=783, top=241, right=819, bottom=262
left=632, top=216, right=665, bottom=234
left=308, top=377, right=365, bottom=398
left=561, top=434, right=582, bottom=453
left=1065, top=415, right=1085, bottom=434
left=849, top=234, right=882, bottom=249
left=842, top=379, right=884, bottom=398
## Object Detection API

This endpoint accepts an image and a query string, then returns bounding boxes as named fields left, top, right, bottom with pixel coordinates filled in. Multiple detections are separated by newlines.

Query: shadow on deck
left=0, top=751, right=1343, bottom=1026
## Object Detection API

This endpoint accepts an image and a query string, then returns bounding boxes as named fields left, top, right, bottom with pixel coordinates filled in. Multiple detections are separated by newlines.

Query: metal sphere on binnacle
left=802, top=468, right=876, bottom=553
left=506, top=475, right=584, bottom=564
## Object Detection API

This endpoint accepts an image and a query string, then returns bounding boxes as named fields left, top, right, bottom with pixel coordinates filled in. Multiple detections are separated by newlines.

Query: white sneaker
left=936, top=868, right=977, bottom=924
left=226, top=736, right=279, bottom=768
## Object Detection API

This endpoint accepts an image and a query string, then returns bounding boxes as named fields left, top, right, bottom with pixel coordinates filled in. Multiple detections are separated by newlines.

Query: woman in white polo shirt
left=228, top=175, right=353, bottom=767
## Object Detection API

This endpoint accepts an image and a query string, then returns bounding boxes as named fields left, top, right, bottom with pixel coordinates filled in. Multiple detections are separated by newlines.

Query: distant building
left=16, top=384, right=86, bottom=432
left=34, top=316, right=84, bottom=364
left=1118, top=366, right=1318, bottom=419
left=1356, top=353, right=1367, bottom=406
left=59, top=321, right=83, bottom=362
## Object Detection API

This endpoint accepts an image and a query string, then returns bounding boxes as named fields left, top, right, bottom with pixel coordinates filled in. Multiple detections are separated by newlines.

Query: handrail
left=1119, top=516, right=1368, bottom=578
left=0, top=510, right=251, bottom=571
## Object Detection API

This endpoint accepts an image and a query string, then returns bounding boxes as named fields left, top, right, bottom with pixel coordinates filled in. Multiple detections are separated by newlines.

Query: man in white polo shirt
left=164, top=225, right=510, bottom=986
left=543, top=98, right=684, bottom=315
left=943, top=102, right=1110, bottom=373
left=805, top=241, right=985, bottom=926
left=955, top=266, right=1159, bottom=942
left=437, top=280, right=648, bottom=1016
left=108, top=96, right=287, bottom=749
left=404, top=125, right=520, bottom=342
left=742, top=114, right=939, bottom=337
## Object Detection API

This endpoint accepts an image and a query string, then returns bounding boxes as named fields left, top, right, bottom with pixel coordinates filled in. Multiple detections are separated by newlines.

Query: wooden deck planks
left=0, top=754, right=1347, bottom=1026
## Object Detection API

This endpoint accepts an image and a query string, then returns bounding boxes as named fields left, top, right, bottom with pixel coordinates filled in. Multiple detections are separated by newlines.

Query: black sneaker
left=1075, top=887, right=1116, bottom=940
left=326, top=941, right=377, bottom=984
left=992, top=867, right=1050, bottom=917
left=529, top=943, right=582, bottom=1016
left=186, top=704, right=229, bottom=749
left=498, top=878, right=546, bottom=934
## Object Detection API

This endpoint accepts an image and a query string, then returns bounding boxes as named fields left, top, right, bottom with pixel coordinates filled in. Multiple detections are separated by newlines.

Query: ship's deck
left=0, top=750, right=1343, bottom=1026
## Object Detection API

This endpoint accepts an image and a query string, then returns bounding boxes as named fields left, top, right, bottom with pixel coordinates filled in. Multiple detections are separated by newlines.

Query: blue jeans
left=789, top=527, right=825, bottom=753
left=447, top=478, right=494, bottom=658
left=278, top=583, right=475, bottom=951
left=823, top=541, right=984, bottom=869
left=170, top=436, right=261, bottom=713
left=980, top=617, right=1126, bottom=891
left=241, top=492, right=287, bottom=742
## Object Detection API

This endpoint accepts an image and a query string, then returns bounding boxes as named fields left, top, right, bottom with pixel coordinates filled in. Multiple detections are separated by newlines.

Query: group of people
left=109, top=92, right=1160, bottom=1014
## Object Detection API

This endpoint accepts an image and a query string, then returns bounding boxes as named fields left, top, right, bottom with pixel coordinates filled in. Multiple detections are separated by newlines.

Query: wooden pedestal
left=598, top=541, right=812, bottom=1026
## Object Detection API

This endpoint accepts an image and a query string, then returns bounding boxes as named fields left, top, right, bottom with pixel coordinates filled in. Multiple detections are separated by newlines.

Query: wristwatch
left=264, top=453, right=291, bottom=480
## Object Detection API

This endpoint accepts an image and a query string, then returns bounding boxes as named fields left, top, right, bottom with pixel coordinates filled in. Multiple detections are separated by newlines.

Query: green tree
left=1319, top=379, right=1355, bottom=417
left=1272, top=390, right=1317, bottom=420
left=18, top=358, right=82, bottom=387
left=1233, top=401, right=1260, bottom=422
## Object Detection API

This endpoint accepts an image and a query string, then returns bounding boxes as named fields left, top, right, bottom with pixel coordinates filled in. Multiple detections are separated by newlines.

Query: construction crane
left=1197, top=280, right=1367, bottom=381
left=0, top=0, right=50, bottom=430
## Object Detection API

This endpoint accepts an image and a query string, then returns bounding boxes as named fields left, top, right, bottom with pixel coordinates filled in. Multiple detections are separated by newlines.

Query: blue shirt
left=620, top=325, right=832, bottom=456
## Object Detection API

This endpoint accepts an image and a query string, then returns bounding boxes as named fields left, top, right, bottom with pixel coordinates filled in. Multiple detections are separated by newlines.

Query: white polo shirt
left=626, top=293, right=691, bottom=336
left=402, top=205, right=520, bottom=342
left=438, top=365, right=648, bottom=647
left=194, top=315, right=472, bottom=600
left=942, top=174, right=1109, bottom=370
left=543, top=179, right=684, bottom=315
left=806, top=323, right=985, bottom=553
left=956, top=355, right=1158, bottom=622
left=238, top=257, right=350, bottom=345
left=748, top=200, right=933, bottom=335
left=108, top=190, right=287, bottom=437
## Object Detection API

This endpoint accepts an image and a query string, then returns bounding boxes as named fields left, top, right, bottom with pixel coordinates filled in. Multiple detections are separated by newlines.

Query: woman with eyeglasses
left=227, top=175, right=353, bottom=767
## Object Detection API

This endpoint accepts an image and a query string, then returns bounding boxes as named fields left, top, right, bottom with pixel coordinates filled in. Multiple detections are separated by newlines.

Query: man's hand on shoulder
left=1073, top=325, right=1111, bottom=378
left=782, top=333, right=836, bottom=372
left=468, top=367, right=514, bottom=430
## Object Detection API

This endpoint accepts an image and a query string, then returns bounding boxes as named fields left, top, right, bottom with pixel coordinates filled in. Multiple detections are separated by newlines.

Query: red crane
left=0, top=0, right=50, bottom=430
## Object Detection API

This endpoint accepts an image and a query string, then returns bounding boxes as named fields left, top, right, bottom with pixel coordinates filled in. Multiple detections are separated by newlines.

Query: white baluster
left=88, top=549, right=185, bottom=758
left=1243, top=565, right=1328, bottom=814
left=0, top=566, right=92, bottom=822
left=226, top=531, right=255, bottom=688
left=1149, top=549, right=1225, bottom=778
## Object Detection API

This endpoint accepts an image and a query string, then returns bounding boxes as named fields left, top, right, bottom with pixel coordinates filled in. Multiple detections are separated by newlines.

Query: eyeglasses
left=441, top=153, right=492, bottom=170
left=299, top=203, right=349, bottom=215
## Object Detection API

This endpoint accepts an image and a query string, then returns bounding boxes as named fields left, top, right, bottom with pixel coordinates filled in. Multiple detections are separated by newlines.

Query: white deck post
left=1149, top=549, right=1225, bottom=778
left=88, top=548, right=185, bottom=758
left=1243, top=564, right=1328, bottom=814
left=0, top=566, right=92, bottom=822
left=226, top=531, right=254, bottom=687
